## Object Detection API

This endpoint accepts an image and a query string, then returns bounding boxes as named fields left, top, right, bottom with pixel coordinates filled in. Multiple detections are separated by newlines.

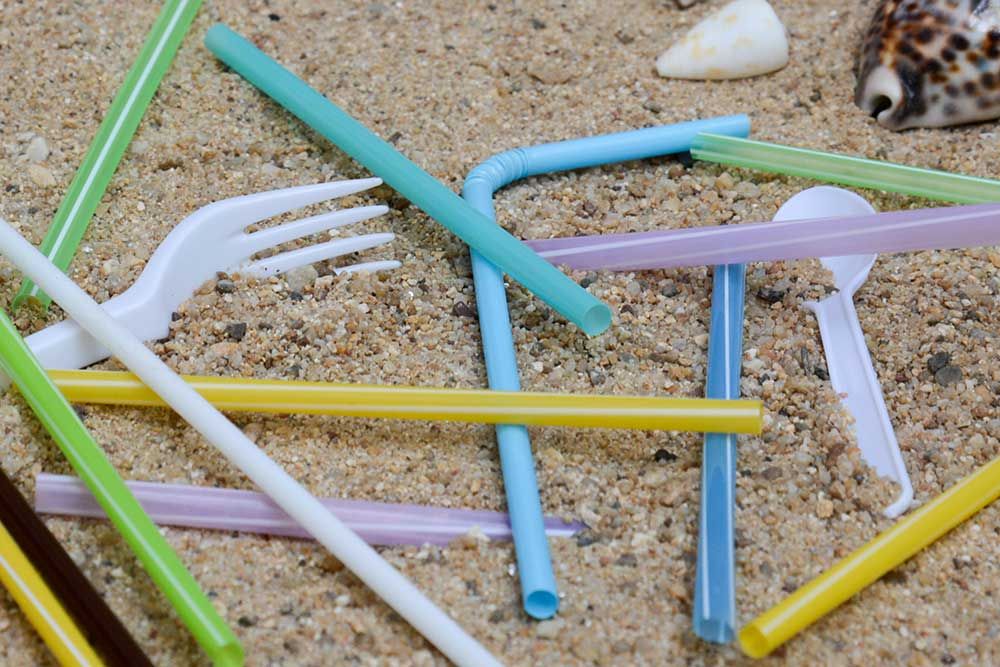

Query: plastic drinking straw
left=35, top=474, right=585, bottom=547
left=0, top=520, right=104, bottom=667
left=693, top=263, right=746, bottom=643
left=0, top=467, right=152, bottom=667
left=462, top=115, right=751, bottom=618
left=690, top=133, right=1000, bottom=204
left=740, top=453, right=1000, bottom=658
left=0, top=219, right=501, bottom=667
left=47, top=369, right=762, bottom=434
left=526, top=200, right=1000, bottom=271
left=0, top=312, right=241, bottom=666
left=14, top=0, right=202, bottom=310
left=204, top=25, right=610, bottom=336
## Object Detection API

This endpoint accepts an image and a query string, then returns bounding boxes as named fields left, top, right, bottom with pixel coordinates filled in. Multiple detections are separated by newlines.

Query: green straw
left=14, top=0, right=202, bottom=311
left=691, top=133, right=1000, bottom=205
left=0, top=313, right=242, bottom=666
left=204, top=24, right=612, bottom=335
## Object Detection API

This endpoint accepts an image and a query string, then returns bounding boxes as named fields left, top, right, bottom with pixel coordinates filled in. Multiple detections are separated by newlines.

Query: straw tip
left=693, top=617, right=735, bottom=644
left=204, top=23, right=238, bottom=50
left=524, top=590, right=559, bottom=619
left=580, top=303, right=612, bottom=336
left=737, top=624, right=772, bottom=658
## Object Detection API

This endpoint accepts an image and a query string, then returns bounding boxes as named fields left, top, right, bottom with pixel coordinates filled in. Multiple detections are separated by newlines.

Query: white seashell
left=656, top=0, right=789, bottom=80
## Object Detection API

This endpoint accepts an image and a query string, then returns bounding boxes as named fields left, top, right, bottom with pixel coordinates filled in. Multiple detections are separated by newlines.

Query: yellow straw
left=0, top=521, right=105, bottom=667
left=48, top=369, right=763, bottom=434
left=740, top=455, right=1000, bottom=657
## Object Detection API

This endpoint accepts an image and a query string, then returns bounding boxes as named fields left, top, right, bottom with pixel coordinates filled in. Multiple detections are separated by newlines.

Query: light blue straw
left=694, top=263, right=746, bottom=642
left=462, top=115, right=751, bottom=619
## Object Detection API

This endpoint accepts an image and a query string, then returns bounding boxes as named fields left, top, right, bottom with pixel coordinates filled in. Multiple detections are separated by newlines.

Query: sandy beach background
left=0, top=1, right=997, bottom=664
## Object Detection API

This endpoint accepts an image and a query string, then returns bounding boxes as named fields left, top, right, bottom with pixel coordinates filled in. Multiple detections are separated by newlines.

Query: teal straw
left=0, top=311, right=242, bottom=666
left=15, top=0, right=202, bottom=310
left=204, top=24, right=611, bottom=335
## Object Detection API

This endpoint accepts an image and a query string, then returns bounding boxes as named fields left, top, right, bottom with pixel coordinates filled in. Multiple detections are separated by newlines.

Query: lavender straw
left=35, top=474, right=583, bottom=547
left=526, top=202, right=1000, bottom=271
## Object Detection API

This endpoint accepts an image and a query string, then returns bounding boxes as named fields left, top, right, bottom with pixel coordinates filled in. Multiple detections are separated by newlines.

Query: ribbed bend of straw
left=463, top=148, right=559, bottom=621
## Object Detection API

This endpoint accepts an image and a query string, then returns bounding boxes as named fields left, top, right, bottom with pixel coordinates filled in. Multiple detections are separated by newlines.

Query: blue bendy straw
left=204, top=24, right=610, bottom=335
left=694, top=263, right=746, bottom=643
left=462, top=115, right=751, bottom=619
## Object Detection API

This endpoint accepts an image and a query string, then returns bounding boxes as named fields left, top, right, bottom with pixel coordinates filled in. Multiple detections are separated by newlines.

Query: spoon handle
left=804, top=290, right=913, bottom=517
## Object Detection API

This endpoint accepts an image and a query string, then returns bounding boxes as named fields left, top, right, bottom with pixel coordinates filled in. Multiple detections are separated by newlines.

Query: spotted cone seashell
left=856, top=0, right=1000, bottom=130
left=656, top=0, right=789, bottom=80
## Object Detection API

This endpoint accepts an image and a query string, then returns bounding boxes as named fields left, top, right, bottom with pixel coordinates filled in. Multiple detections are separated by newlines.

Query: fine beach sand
left=0, top=1, right=998, bottom=665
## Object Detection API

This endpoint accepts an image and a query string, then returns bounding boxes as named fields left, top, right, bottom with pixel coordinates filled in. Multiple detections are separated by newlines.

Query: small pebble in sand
left=927, top=352, right=951, bottom=374
left=226, top=322, right=248, bottom=341
left=527, top=60, right=575, bottom=85
left=654, top=448, right=677, bottom=463
left=285, top=265, right=318, bottom=292
left=757, top=287, right=786, bottom=304
left=26, top=136, right=49, bottom=163
left=934, top=365, right=963, bottom=387
left=27, top=164, right=56, bottom=187
left=612, top=640, right=632, bottom=655
left=761, top=466, right=783, bottom=481
left=735, top=181, right=761, bottom=198
left=816, top=498, right=834, bottom=519
left=210, top=341, right=239, bottom=358
left=452, top=301, right=475, bottom=317
left=215, top=279, right=236, bottom=294
left=715, top=172, right=735, bottom=191
left=535, top=619, right=564, bottom=639
left=616, top=553, right=638, bottom=567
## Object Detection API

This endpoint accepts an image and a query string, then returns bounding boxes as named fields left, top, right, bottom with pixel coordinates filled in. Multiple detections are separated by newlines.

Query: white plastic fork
left=16, top=178, right=398, bottom=377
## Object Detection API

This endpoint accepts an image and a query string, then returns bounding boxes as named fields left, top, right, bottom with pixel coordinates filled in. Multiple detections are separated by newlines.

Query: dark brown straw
left=0, top=466, right=153, bottom=667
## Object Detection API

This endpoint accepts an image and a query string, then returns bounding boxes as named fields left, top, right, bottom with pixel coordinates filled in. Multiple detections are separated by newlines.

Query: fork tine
left=209, top=177, right=383, bottom=233
left=242, top=205, right=389, bottom=256
left=333, top=259, right=402, bottom=275
left=239, top=232, right=395, bottom=277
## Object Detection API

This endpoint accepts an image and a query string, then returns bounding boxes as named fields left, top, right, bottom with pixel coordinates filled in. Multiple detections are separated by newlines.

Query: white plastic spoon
left=777, top=187, right=914, bottom=518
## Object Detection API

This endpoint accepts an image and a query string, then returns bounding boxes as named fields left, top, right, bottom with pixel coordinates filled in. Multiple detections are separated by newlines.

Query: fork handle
left=19, top=294, right=164, bottom=376
left=805, top=291, right=914, bottom=517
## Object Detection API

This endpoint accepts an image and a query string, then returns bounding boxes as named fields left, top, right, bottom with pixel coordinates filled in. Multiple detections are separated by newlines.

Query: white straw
left=0, top=219, right=501, bottom=667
